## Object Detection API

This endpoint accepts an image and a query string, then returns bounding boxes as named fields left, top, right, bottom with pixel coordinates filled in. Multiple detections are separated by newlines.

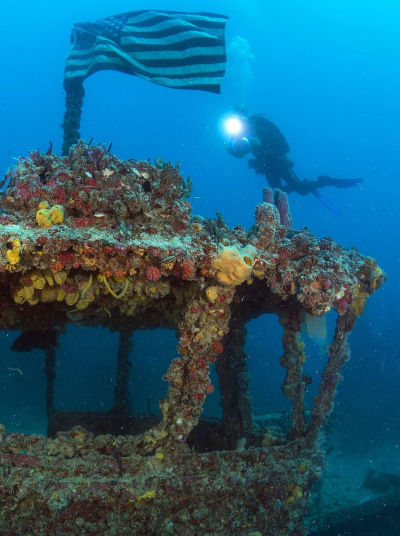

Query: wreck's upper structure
left=0, top=142, right=384, bottom=536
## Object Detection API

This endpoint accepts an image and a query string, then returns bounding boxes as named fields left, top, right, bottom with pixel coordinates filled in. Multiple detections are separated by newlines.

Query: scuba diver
left=224, top=109, right=363, bottom=214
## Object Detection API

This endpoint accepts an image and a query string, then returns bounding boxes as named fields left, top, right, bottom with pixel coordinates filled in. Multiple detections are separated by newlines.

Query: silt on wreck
left=0, top=142, right=385, bottom=535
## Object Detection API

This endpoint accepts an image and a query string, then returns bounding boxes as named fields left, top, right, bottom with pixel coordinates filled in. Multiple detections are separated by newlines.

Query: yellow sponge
left=6, top=239, right=22, bottom=265
left=36, top=203, right=64, bottom=228
left=49, top=205, right=64, bottom=224
left=36, top=208, right=52, bottom=228
left=212, top=244, right=257, bottom=286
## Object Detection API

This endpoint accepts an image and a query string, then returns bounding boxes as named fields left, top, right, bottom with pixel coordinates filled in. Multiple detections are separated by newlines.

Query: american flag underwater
left=64, top=9, right=228, bottom=93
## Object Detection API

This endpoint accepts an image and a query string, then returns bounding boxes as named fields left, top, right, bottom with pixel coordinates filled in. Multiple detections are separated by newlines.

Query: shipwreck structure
left=0, top=143, right=384, bottom=535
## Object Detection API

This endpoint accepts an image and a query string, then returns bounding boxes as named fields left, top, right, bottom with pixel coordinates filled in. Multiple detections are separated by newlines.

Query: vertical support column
left=45, top=347, right=56, bottom=418
left=62, top=78, right=85, bottom=156
left=306, top=310, right=356, bottom=446
left=216, top=310, right=253, bottom=448
left=138, top=286, right=234, bottom=453
left=45, top=343, right=58, bottom=437
left=114, top=328, right=132, bottom=416
left=279, top=309, right=308, bottom=438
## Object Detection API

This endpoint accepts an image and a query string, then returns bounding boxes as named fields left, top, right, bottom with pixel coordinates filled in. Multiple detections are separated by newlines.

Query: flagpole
left=61, top=78, right=85, bottom=156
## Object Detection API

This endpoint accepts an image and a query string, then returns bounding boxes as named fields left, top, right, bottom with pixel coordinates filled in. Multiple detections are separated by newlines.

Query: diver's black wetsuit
left=247, top=114, right=362, bottom=195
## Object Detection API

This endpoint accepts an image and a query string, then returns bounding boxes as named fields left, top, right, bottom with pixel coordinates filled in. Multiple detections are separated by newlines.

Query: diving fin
left=317, top=175, right=363, bottom=188
left=312, top=190, right=342, bottom=215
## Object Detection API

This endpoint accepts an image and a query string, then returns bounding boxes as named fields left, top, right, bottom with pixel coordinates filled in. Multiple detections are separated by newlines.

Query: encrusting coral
left=0, top=141, right=385, bottom=536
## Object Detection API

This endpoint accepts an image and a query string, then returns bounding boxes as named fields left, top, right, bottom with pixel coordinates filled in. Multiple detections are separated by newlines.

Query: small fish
left=8, top=367, right=23, bottom=375
left=94, top=212, right=106, bottom=218
left=11, top=329, right=58, bottom=353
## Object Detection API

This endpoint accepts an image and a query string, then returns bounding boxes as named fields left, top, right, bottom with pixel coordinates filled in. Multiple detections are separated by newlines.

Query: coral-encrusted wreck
left=0, top=143, right=384, bottom=535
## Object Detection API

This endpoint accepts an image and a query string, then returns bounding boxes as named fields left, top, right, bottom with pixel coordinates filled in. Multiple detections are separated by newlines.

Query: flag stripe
left=67, top=39, right=225, bottom=58
left=126, top=13, right=227, bottom=28
left=112, top=37, right=224, bottom=53
left=73, top=62, right=225, bottom=87
left=65, top=40, right=226, bottom=78
left=64, top=9, right=228, bottom=93
left=120, top=30, right=222, bottom=47
left=67, top=58, right=224, bottom=91
left=131, top=46, right=225, bottom=62
left=122, top=24, right=223, bottom=40
left=66, top=53, right=226, bottom=78
left=123, top=18, right=226, bottom=38
left=67, top=50, right=227, bottom=70
left=124, top=10, right=228, bottom=28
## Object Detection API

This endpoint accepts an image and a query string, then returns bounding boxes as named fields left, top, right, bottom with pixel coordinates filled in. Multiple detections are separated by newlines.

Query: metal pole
left=61, top=78, right=85, bottom=156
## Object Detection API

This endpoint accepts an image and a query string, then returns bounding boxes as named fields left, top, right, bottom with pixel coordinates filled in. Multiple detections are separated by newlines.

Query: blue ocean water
left=0, top=1, right=399, bottom=533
